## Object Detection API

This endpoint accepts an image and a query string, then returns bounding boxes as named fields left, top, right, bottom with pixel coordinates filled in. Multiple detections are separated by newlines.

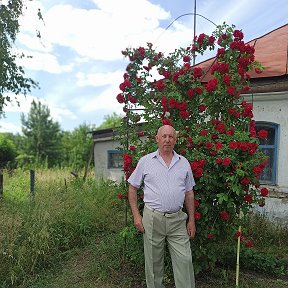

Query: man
left=128, top=125, right=196, bottom=288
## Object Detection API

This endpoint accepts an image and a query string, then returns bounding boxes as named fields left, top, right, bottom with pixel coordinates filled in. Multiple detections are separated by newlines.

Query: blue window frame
left=255, top=122, right=278, bottom=185
left=107, top=150, right=123, bottom=169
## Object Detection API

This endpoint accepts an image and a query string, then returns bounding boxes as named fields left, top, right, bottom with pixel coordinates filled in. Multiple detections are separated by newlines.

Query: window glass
left=259, top=148, right=273, bottom=182
left=108, top=151, right=123, bottom=168
left=255, top=122, right=278, bottom=185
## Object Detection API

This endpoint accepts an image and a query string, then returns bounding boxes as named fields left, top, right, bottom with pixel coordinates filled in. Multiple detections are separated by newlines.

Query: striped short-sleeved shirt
left=128, top=149, right=195, bottom=213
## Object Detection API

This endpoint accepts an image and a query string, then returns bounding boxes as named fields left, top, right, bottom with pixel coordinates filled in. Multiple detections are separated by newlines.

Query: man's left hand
left=187, top=220, right=196, bottom=239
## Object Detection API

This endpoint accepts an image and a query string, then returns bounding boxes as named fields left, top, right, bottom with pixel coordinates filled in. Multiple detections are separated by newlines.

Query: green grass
left=0, top=168, right=287, bottom=287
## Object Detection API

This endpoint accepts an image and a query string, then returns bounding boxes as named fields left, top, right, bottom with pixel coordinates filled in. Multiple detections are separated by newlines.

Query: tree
left=0, top=133, right=17, bottom=169
left=61, top=122, right=95, bottom=169
left=96, top=112, right=123, bottom=130
left=20, top=100, right=62, bottom=167
left=117, top=23, right=267, bottom=274
left=0, top=0, right=40, bottom=115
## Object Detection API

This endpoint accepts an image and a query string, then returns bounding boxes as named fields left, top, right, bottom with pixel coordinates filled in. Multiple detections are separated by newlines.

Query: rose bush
left=116, top=23, right=268, bottom=274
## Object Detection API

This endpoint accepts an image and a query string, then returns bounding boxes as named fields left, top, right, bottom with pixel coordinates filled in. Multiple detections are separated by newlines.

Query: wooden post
left=0, top=173, right=3, bottom=200
left=235, top=225, right=241, bottom=287
left=30, top=170, right=35, bottom=198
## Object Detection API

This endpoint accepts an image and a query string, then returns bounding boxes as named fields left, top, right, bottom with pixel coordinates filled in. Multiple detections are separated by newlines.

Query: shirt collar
left=152, top=149, right=181, bottom=161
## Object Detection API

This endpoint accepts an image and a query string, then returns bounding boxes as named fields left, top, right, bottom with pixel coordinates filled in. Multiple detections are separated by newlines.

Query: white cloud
left=16, top=49, right=73, bottom=74
left=73, top=85, right=123, bottom=115
left=18, top=0, right=174, bottom=62
left=76, top=70, right=124, bottom=87
left=3, top=93, right=77, bottom=124
left=0, top=121, right=21, bottom=134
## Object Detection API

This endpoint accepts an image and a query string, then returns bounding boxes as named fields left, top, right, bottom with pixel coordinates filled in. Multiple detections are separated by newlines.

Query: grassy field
left=0, top=169, right=287, bottom=287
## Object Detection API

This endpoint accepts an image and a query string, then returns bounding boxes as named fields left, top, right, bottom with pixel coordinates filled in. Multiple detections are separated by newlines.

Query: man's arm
left=184, top=190, right=196, bottom=239
left=128, top=184, right=145, bottom=233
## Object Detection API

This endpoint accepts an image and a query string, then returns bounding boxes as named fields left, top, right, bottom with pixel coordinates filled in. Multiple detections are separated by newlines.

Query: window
left=255, top=122, right=278, bottom=185
left=107, top=150, right=123, bottom=169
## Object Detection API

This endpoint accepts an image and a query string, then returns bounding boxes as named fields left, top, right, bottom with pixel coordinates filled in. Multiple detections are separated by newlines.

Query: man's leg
left=142, top=206, right=166, bottom=288
left=166, top=211, right=195, bottom=288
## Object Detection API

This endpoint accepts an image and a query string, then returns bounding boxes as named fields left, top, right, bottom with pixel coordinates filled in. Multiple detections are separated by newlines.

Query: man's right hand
left=134, top=214, right=145, bottom=233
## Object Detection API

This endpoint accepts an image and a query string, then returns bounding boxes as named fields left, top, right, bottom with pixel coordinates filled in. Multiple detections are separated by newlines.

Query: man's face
left=156, top=126, right=176, bottom=153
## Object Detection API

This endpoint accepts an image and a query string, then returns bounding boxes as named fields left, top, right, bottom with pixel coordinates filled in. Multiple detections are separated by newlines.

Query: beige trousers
left=142, top=206, right=195, bottom=288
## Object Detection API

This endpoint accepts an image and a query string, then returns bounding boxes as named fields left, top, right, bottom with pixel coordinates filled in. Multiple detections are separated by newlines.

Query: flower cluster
left=116, top=23, right=267, bottom=273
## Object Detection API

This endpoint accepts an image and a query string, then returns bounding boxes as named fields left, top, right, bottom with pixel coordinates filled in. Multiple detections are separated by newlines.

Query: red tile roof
left=196, top=24, right=288, bottom=82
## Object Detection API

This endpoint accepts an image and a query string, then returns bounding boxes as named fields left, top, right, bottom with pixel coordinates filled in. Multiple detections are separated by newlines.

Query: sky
left=0, top=0, right=287, bottom=134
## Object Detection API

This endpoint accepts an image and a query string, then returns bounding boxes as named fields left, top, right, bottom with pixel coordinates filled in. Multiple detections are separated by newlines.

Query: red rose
left=257, top=129, right=268, bottom=139
left=179, top=111, right=190, bottom=119
left=168, top=98, right=176, bottom=108
left=207, top=233, right=214, bottom=239
left=176, top=101, right=188, bottom=111
left=194, top=199, right=200, bottom=208
left=205, top=79, right=218, bottom=93
left=117, top=193, right=125, bottom=200
left=234, top=231, right=242, bottom=238
left=240, top=177, right=251, bottom=185
left=179, top=149, right=185, bottom=155
left=162, top=118, right=173, bottom=126
left=205, top=142, right=213, bottom=149
left=222, top=157, right=231, bottom=167
left=116, top=93, right=125, bottom=103
left=194, top=167, right=203, bottom=178
left=190, top=161, right=198, bottom=170
left=223, top=75, right=231, bottom=85
left=200, top=129, right=208, bottom=136
left=199, top=104, right=207, bottom=112
left=128, top=95, right=137, bottom=104
left=187, top=137, right=193, bottom=143
left=245, top=240, right=253, bottom=248
left=216, top=122, right=226, bottom=133
left=215, top=142, right=223, bottom=150
left=183, top=55, right=190, bottom=62
left=123, top=79, right=132, bottom=88
left=219, top=211, right=230, bottom=220
left=193, top=67, right=203, bottom=78
left=227, top=86, right=236, bottom=96
left=253, top=166, right=262, bottom=175
left=187, top=88, right=195, bottom=98
left=129, top=145, right=136, bottom=151
left=244, top=194, right=253, bottom=203
left=155, top=79, right=166, bottom=92
left=260, top=187, right=269, bottom=197
left=194, top=211, right=201, bottom=220
left=216, top=158, right=222, bottom=165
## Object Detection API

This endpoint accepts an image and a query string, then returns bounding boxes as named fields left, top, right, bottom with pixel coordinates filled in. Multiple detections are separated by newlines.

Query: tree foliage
left=0, top=0, right=39, bottom=115
left=61, top=122, right=94, bottom=169
left=116, top=23, right=268, bottom=274
left=96, top=112, right=123, bottom=130
left=0, top=132, right=17, bottom=169
left=20, top=100, right=61, bottom=167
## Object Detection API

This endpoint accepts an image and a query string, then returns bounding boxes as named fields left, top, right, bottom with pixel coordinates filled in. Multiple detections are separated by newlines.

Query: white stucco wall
left=93, top=137, right=124, bottom=182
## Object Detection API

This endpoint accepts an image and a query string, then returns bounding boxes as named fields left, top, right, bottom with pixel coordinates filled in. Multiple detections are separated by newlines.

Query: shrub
left=116, top=23, right=268, bottom=274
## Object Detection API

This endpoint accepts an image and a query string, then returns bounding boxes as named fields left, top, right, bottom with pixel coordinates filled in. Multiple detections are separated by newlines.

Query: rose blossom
left=219, top=211, right=230, bottom=220
left=194, top=211, right=201, bottom=220
left=260, top=187, right=269, bottom=197
left=222, top=157, right=231, bottom=166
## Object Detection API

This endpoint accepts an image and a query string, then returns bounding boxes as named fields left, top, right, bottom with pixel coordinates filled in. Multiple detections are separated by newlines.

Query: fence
left=0, top=170, right=36, bottom=200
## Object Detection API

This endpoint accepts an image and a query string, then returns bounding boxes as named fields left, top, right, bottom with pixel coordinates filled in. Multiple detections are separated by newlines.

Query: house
left=90, top=24, right=288, bottom=222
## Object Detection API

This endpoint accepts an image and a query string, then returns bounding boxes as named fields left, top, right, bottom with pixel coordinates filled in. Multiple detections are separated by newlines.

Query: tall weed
left=0, top=169, right=124, bottom=287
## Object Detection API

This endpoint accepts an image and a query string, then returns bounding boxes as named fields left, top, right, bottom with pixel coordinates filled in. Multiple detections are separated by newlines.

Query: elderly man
left=128, top=125, right=196, bottom=288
